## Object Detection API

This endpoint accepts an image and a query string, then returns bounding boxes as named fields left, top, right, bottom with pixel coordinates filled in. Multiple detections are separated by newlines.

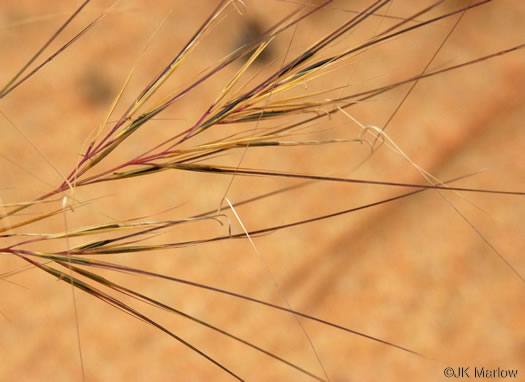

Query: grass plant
left=1, top=0, right=525, bottom=380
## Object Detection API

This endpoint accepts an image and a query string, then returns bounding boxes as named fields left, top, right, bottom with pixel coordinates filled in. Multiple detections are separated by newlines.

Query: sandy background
left=1, top=1, right=525, bottom=381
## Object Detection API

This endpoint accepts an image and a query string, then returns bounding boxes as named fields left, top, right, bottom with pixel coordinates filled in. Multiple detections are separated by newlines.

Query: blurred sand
left=1, top=1, right=525, bottom=381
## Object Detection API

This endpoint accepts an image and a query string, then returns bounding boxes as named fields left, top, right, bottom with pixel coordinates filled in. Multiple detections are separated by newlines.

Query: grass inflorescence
left=1, top=0, right=525, bottom=380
